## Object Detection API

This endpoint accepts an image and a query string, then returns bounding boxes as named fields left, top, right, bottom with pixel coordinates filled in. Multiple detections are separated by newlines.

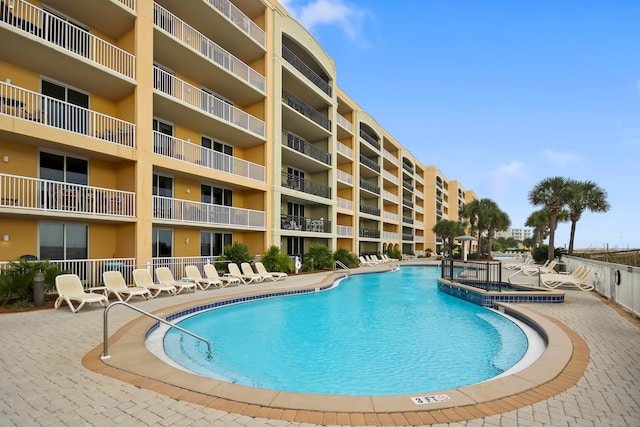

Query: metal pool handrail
left=101, top=300, right=212, bottom=360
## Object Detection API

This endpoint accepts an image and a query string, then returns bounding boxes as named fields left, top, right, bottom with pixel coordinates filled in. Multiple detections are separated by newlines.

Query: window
left=287, top=167, right=305, bottom=191
left=287, top=237, right=304, bottom=257
left=201, top=184, right=232, bottom=206
left=39, top=223, right=88, bottom=260
left=152, top=228, right=173, bottom=257
left=201, top=136, right=233, bottom=156
left=40, top=152, right=88, bottom=210
left=152, top=174, right=173, bottom=197
left=201, top=136, right=233, bottom=171
left=41, top=79, right=89, bottom=134
left=153, top=119, right=174, bottom=156
left=200, top=231, right=232, bottom=256
left=153, top=174, right=173, bottom=219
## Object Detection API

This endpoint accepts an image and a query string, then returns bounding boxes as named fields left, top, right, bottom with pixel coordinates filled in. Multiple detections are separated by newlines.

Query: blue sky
left=280, top=0, right=640, bottom=250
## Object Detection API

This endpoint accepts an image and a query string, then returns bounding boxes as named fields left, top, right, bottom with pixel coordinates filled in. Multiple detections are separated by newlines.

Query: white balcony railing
left=0, top=174, right=135, bottom=217
left=154, top=4, right=265, bottom=92
left=336, top=169, right=353, bottom=186
left=383, top=169, right=399, bottom=185
left=1, top=0, right=135, bottom=79
left=382, top=231, right=399, bottom=241
left=414, top=220, right=424, bottom=229
left=415, top=174, right=424, bottom=185
left=415, top=205, right=424, bottom=214
left=153, top=196, right=265, bottom=229
left=336, top=225, right=353, bottom=237
left=153, top=67, right=265, bottom=138
left=415, top=189, right=424, bottom=200
left=382, top=190, right=398, bottom=203
left=415, top=236, right=425, bottom=243
left=117, top=0, right=136, bottom=11
left=206, top=0, right=265, bottom=48
left=336, top=141, right=353, bottom=159
left=383, top=211, right=399, bottom=222
left=383, top=148, right=399, bottom=166
left=153, top=132, right=265, bottom=182
left=337, top=197, right=353, bottom=211
left=336, top=114, right=353, bottom=133
left=0, top=82, right=136, bottom=147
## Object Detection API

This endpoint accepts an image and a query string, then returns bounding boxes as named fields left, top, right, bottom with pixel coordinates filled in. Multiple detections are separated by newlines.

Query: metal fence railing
left=440, top=258, right=503, bottom=291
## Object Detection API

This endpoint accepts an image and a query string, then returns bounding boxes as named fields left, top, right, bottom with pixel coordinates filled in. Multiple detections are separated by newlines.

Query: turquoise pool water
left=161, top=266, right=530, bottom=396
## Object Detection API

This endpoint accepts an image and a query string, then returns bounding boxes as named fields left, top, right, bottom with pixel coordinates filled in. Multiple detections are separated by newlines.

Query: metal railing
left=402, top=233, right=414, bottom=241
left=336, top=114, right=353, bottom=133
left=1, top=0, right=135, bottom=79
left=280, top=214, right=330, bottom=233
left=359, top=228, right=380, bottom=238
left=402, top=180, right=414, bottom=191
left=154, top=4, right=264, bottom=92
left=402, top=216, right=414, bottom=224
left=336, top=225, right=353, bottom=237
left=336, top=141, right=353, bottom=158
left=153, top=67, right=265, bottom=138
left=337, top=197, right=353, bottom=210
left=382, top=148, right=399, bottom=166
left=282, top=45, right=331, bottom=96
left=383, top=169, right=399, bottom=185
left=102, top=301, right=211, bottom=359
left=0, top=173, right=135, bottom=216
left=334, top=260, right=350, bottom=277
left=382, top=231, right=399, bottom=240
left=153, top=196, right=266, bottom=229
left=282, top=89, right=331, bottom=131
left=359, top=204, right=380, bottom=216
left=441, top=258, right=503, bottom=291
left=282, top=131, right=331, bottom=165
left=359, top=155, right=380, bottom=173
left=382, top=190, right=398, bottom=203
left=402, top=198, right=414, bottom=208
left=153, top=132, right=265, bottom=182
left=359, top=179, right=380, bottom=195
left=359, top=129, right=380, bottom=150
left=383, top=210, right=398, bottom=221
left=281, top=172, right=331, bottom=199
left=336, top=169, right=353, bottom=186
left=0, top=82, right=136, bottom=147
left=206, top=0, right=265, bottom=48
left=117, top=0, right=136, bottom=11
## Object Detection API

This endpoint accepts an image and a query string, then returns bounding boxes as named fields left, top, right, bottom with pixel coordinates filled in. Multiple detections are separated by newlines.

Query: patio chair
left=359, top=256, right=375, bottom=267
left=184, top=265, right=221, bottom=290
left=521, top=260, right=557, bottom=276
left=540, top=266, right=594, bottom=291
left=54, top=274, right=108, bottom=313
left=132, top=268, right=176, bottom=297
left=102, top=270, right=151, bottom=302
left=203, top=263, right=240, bottom=287
left=241, top=262, right=266, bottom=283
left=226, top=263, right=261, bottom=284
left=254, top=261, right=287, bottom=281
left=504, top=256, right=533, bottom=270
left=155, top=267, right=197, bottom=294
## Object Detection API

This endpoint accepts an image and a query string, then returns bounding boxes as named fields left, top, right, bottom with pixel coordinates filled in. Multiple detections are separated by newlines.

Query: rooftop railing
left=282, top=89, right=331, bottom=131
left=154, top=67, right=265, bottom=138
left=0, top=173, right=135, bottom=217
left=1, top=0, right=135, bottom=79
left=206, top=0, right=265, bottom=48
left=153, top=196, right=265, bottom=229
left=281, top=172, right=331, bottom=199
left=153, top=132, right=265, bottom=182
left=0, top=82, right=136, bottom=148
left=154, top=4, right=264, bottom=92
left=282, top=45, right=331, bottom=96
left=282, top=131, right=331, bottom=165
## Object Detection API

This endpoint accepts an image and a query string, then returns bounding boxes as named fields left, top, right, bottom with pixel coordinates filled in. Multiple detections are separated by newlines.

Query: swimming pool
left=151, top=266, right=541, bottom=396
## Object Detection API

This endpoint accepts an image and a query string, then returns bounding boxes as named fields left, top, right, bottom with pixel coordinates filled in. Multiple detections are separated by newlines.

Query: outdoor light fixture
left=2, top=235, right=9, bottom=242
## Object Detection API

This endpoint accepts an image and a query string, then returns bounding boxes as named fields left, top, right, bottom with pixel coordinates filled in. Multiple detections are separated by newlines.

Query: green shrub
left=532, top=245, right=548, bottom=262
left=387, top=246, right=402, bottom=261
left=303, top=243, right=333, bottom=271
left=0, top=259, right=64, bottom=306
left=262, top=245, right=293, bottom=273
left=333, top=248, right=358, bottom=268
left=223, top=242, right=252, bottom=265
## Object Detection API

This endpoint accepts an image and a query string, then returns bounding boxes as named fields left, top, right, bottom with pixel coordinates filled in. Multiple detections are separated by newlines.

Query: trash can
left=555, top=262, right=566, bottom=273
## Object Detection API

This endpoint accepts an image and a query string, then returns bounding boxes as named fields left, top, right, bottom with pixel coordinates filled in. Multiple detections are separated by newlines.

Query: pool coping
left=83, top=270, right=589, bottom=425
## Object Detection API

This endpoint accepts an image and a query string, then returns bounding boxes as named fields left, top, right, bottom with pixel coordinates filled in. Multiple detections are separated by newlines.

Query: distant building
left=495, top=228, right=533, bottom=241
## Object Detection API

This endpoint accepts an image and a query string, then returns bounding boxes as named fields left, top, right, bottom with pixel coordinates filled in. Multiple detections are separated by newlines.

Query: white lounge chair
left=203, top=264, right=240, bottom=287
left=365, top=255, right=380, bottom=265
left=184, top=265, right=221, bottom=290
left=54, top=274, right=108, bottom=313
left=521, top=260, right=557, bottom=276
left=155, top=267, right=197, bottom=294
left=102, top=270, right=150, bottom=302
left=132, top=268, right=176, bottom=297
left=541, top=266, right=594, bottom=291
left=226, top=263, right=261, bottom=284
left=359, top=256, right=375, bottom=267
left=254, top=261, right=287, bottom=281
left=241, top=262, right=267, bottom=283
left=504, top=256, right=533, bottom=270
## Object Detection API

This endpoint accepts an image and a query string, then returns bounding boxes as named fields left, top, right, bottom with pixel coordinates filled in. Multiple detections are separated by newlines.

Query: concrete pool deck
left=2, top=261, right=639, bottom=426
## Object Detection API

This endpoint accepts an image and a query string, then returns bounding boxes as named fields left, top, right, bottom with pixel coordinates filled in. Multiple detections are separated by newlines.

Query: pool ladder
left=334, top=260, right=351, bottom=277
left=101, top=300, right=212, bottom=360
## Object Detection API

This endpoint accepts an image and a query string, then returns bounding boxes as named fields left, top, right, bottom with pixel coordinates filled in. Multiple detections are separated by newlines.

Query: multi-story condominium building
left=0, top=0, right=476, bottom=283
left=494, top=228, right=533, bottom=242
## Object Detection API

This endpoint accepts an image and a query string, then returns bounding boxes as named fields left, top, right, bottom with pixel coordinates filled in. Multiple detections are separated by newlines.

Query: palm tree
left=461, top=198, right=504, bottom=258
left=485, top=208, right=511, bottom=257
left=528, top=177, right=572, bottom=261
left=566, top=180, right=610, bottom=254
left=432, top=219, right=467, bottom=257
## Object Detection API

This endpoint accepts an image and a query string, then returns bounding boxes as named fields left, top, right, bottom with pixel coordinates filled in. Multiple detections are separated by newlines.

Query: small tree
left=262, top=245, right=293, bottom=273
left=303, top=243, right=333, bottom=271
left=223, top=242, right=252, bottom=265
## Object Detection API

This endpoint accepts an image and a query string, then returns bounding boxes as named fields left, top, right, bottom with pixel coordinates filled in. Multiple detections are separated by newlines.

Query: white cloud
left=543, top=149, right=581, bottom=167
left=283, top=0, right=366, bottom=41
left=489, top=161, right=527, bottom=194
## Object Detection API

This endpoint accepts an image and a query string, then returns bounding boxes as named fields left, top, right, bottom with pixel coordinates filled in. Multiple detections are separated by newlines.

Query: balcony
left=415, top=205, right=424, bottom=214
left=382, top=170, right=399, bottom=185
left=336, top=114, right=353, bottom=133
left=359, top=204, right=380, bottom=216
left=153, top=67, right=265, bottom=141
left=402, top=198, right=414, bottom=208
left=336, top=225, right=353, bottom=237
left=383, top=211, right=398, bottom=222
left=402, top=233, right=414, bottom=241
left=359, top=155, right=381, bottom=173
left=436, top=180, right=444, bottom=190
left=402, top=180, right=414, bottom=191
left=436, top=209, right=443, bottom=217
left=382, top=190, right=398, bottom=204
left=402, top=216, right=414, bottom=224
left=282, top=89, right=331, bottom=131
left=336, top=170, right=353, bottom=186
left=336, top=141, right=353, bottom=159
left=0, top=174, right=135, bottom=217
left=403, top=162, right=414, bottom=173
left=415, top=236, right=425, bottom=243
left=154, top=4, right=265, bottom=99
left=281, top=172, right=331, bottom=199
left=205, top=0, right=265, bottom=48
left=337, top=197, right=353, bottom=211
left=282, top=45, right=331, bottom=96
left=280, top=214, right=330, bottom=233
left=153, top=196, right=265, bottom=229
left=414, top=220, right=424, bottom=229
left=153, top=132, right=265, bottom=182
left=0, top=82, right=135, bottom=148
left=359, top=129, right=380, bottom=150
left=360, top=179, right=380, bottom=195
left=382, top=148, right=399, bottom=166
left=359, top=228, right=380, bottom=239
left=0, top=0, right=135, bottom=99
left=382, top=231, right=399, bottom=241
left=282, top=131, right=331, bottom=166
